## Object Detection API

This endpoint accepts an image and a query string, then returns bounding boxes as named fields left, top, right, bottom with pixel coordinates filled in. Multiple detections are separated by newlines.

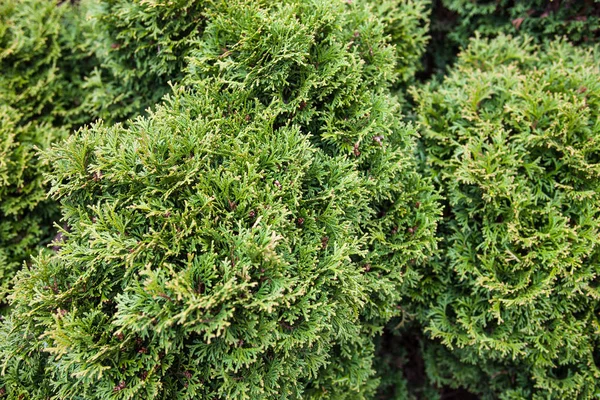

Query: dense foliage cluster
left=367, top=0, right=430, bottom=85
left=0, top=106, right=64, bottom=304
left=0, top=0, right=435, bottom=309
left=2, top=0, right=600, bottom=398
left=0, top=0, right=83, bottom=303
left=185, top=0, right=439, bottom=322
left=443, top=0, right=600, bottom=47
left=77, top=0, right=209, bottom=122
left=0, top=0, right=439, bottom=398
left=1, top=83, right=376, bottom=399
left=412, top=35, right=600, bottom=399
left=425, top=0, right=600, bottom=75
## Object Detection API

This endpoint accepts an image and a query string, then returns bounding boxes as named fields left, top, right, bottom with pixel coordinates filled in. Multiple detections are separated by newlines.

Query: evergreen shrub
left=367, top=0, right=431, bottom=86
left=0, top=0, right=88, bottom=304
left=443, top=0, right=600, bottom=48
left=186, top=0, right=439, bottom=320
left=425, top=0, right=600, bottom=75
left=412, top=34, right=600, bottom=399
left=0, top=0, right=439, bottom=397
left=0, top=107, right=65, bottom=304
left=0, top=82, right=372, bottom=399
left=0, top=0, right=83, bottom=125
left=77, top=0, right=209, bottom=122
left=0, top=0, right=204, bottom=305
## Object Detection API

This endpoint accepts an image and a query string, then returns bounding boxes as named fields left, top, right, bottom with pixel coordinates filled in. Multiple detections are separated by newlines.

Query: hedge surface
left=1, top=0, right=599, bottom=399
left=0, top=0, right=439, bottom=398
left=412, top=35, right=600, bottom=399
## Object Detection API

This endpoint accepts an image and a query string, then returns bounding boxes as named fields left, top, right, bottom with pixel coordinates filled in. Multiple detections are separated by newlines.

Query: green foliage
left=424, top=0, right=600, bottom=76
left=0, top=0, right=94, bottom=126
left=186, top=0, right=439, bottom=323
left=0, top=82, right=365, bottom=399
left=0, top=0, right=439, bottom=397
left=443, top=0, right=600, bottom=48
left=0, top=0, right=89, bottom=304
left=366, top=0, right=431, bottom=85
left=412, top=34, right=600, bottom=398
left=72, top=0, right=432, bottom=120
left=1, top=0, right=65, bottom=123
left=77, top=0, right=208, bottom=122
left=0, top=106, right=65, bottom=304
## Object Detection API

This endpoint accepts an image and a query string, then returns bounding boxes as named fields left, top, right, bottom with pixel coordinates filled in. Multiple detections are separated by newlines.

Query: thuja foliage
left=64, top=0, right=432, bottom=121
left=186, top=0, right=439, bottom=323
left=443, top=0, right=600, bottom=48
left=0, top=0, right=82, bottom=124
left=366, top=0, right=431, bottom=85
left=0, top=0, right=439, bottom=397
left=0, top=0, right=90, bottom=304
left=1, top=81, right=399, bottom=399
left=412, top=34, right=600, bottom=398
left=0, top=107, right=65, bottom=305
left=423, top=0, right=600, bottom=75
left=0, top=0, right=205, bottom=305
left=0, top=0, right=213, bottom=301
left=1, top=83, right=359, bottom=399
left=77, top=0, right=209, bottom=122
left=0, top=0, right=435, bottom=301
left=187, top=0, right=432, bottom=95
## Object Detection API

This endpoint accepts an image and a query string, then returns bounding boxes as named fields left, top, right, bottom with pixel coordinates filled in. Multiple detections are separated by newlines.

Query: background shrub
left=76, top=0, right=209, bottom=122
left=411, top=34, right=600, bottom=398
left=0, top=107, right=65, bottom=306
left=424, top=0, right=600, bottom=76
left=367, top=0, right=431, bottom=87
left=0, top=0, right=88, bottom=125
left=444, top=0, right=600, bottom=47
left=0, top=0, right=90, bottom=306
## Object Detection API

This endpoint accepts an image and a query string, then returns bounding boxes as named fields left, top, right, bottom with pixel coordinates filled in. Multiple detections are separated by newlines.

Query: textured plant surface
left=367, top=0, right=431, bottom=86
left=423, top=0, right=600, bottom=76
left=186, top=0, right=439, bottom=319
left=0, top=0, right=206, bottom=307
left=0, top=0, right=440, bottom=398
left=6, top=0, right=599, bottom=398
left=0, top=82, right=373, bottom=399
left=0, top=107, right=64, bottom=305
left=76, top=0, right=208, bottom=122
left=0, top=0, right=88, bottom=304
left=443, top=0, right=600, bottom=47
left=412, top=35, right=600, bottom=399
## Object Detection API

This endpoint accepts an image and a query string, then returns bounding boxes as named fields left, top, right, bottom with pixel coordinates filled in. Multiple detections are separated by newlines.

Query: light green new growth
left=413, top=34, right=600, bottom=399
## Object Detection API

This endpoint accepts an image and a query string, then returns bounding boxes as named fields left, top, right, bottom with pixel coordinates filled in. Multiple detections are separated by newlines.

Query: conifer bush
left=412, top=34, right=600, bottom=398
left=0, top=107, right=65, bottom=304
left=1, top=0, right=70, bottom=123
left=186, top=0, right=439, bottom=322
left=443, top=0, right=600, bottom=49
left=367, top=0, right=431, bottom=86
left=77, top=0, right=208, bottom=122
left=0, top=0, right=94, bottom=126
left=0, top=0, right=439, bottom=397
left=0, top=82, right=370, bottom=399
left=0, top=0, right=88, bottom=304
left=424, top=0, right=600, bottom=75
